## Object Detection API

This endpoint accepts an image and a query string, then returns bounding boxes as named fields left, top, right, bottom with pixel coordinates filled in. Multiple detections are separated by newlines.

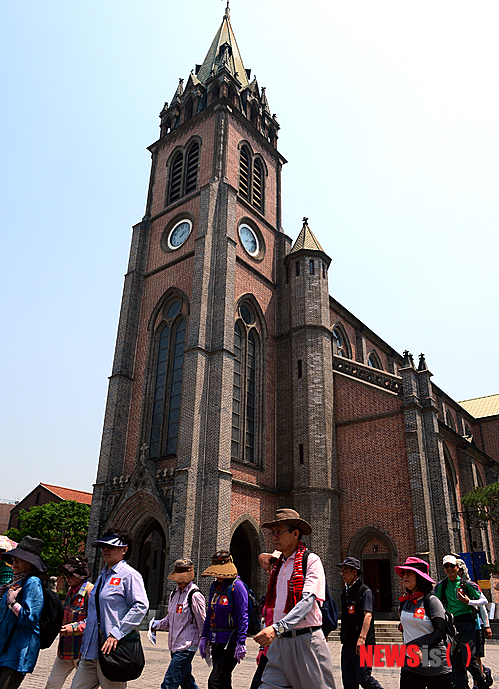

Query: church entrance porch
left=137, top=520, right=167, bottom=610
left=229, top=517, right=266, bottom=599
left=362, top=558, right=392, bottom=613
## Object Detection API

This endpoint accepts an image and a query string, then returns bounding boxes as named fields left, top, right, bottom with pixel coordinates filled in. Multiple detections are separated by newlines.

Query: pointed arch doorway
left=138, top=520, right=167, bottom=609
left=230, top=520, right=261, bottom=595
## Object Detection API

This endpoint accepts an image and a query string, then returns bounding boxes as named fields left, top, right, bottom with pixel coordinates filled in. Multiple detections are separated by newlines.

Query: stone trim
left=333, top=357, right=402, bottom=395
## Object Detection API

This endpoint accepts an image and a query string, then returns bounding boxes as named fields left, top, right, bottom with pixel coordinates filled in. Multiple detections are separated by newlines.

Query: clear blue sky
left=1, top=0, right=498, bottom=503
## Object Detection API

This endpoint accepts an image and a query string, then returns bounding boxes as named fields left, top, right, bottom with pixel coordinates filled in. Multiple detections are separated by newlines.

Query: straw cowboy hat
left=261, top=508, right=312, bottom=536
left=202, top=551, right=238, bottom=578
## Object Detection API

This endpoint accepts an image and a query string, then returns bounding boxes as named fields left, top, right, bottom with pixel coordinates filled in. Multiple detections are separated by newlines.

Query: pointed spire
left=289, top=217, right=326, bottom=254
left=260, top=87, right=271, bottom=114
left=402, top=350, right=416, bottom=369
left=417, top=353, right=428, bottom=371
left=171, top=78, right=184, bottom=104
left=196, top=6, right=249, bottom=87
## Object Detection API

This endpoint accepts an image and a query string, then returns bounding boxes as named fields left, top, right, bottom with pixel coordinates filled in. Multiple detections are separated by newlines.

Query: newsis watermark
left=359, top=644, right=472, bottom=668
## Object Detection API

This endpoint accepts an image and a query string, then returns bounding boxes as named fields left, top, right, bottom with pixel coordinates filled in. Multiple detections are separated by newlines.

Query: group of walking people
left=0, top=510, right=495, bottom=689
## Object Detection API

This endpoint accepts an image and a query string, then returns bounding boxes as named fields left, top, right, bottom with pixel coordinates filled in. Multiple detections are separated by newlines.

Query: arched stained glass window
left=148, top=304, right=186, bottom=458
left=232, top=306, right=260, bottom=465
left=367, top=351, right=383, bottom=370
left=332, top=323, right=351, bottom=359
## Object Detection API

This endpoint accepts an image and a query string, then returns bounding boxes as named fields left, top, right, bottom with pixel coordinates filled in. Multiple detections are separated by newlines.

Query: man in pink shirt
left=254, top=509, right=336, bottom=689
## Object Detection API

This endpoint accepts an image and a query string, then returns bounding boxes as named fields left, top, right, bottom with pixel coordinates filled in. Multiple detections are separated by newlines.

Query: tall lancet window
left=149, top=298, right=186, bottom=458
left=238, top=144, right=265, bottom=213
left=231, top=303, right=261, bottom=465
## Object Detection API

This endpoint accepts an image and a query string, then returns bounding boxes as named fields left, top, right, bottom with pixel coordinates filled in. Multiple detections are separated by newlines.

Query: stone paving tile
left=21, top=633, right=499, bottom=689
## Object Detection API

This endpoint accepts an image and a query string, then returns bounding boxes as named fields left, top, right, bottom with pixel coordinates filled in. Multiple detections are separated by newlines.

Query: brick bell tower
left=88, top=4, right=287, bottom=604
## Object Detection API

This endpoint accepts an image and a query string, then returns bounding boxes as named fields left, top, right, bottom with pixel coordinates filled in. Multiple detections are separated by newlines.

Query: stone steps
left=328, top=621, right=403, bottom=644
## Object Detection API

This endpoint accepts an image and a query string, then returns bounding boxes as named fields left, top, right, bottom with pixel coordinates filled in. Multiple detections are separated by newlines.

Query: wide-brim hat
left=202, top=553, right=238, bottom=578
left=168, top=558, right=195, bottom=583
left=91, top=533, right=128, bottom=548
left=395, top=557, right=435, bottom=584
left=2, top=536, right=48, bottom=573
left=261, top=508, right=312, bottom=535
left=337, top=556, right=363, bottom=573
left=57, top=556, right=90, bottom=580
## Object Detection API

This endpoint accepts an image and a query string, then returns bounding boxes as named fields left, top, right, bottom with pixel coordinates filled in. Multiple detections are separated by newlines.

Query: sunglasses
left=443, top=563, right=457, bottom=569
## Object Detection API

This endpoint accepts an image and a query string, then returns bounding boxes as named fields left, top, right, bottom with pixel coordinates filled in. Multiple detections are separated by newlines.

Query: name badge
left=220, top=595, right=229, bottom=606
left=109, top=577, right=121, bottom=586
left=413, top=607, right=425, bottom=619
left=176, top=604, right=183, bottom=614
left=348, top=604, right=355, bottom=615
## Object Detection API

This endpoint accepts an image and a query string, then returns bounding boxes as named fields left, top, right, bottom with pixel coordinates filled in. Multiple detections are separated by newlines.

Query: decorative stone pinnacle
left=417, top=353, right=428, bottom=371
left=402, top=350, right=415, bottom=369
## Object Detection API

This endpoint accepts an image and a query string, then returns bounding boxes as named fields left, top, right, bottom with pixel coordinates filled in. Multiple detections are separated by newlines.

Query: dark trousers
left=400, top=669, right=454, bottom=689
left=161, top=649, right=199, bottom=689
left=0, top=667, right=25, bottom=689
left=341, top=644, right=384, bottom=689
left=208, top=642, right=237, bottom=689
left=452, top=615, right=488, bottom=689
left=250, top=654, right=268, bottom=689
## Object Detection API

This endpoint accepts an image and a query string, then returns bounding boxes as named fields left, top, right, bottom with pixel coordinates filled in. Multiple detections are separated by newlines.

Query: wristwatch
left=274, top=622, right=286, bottom=637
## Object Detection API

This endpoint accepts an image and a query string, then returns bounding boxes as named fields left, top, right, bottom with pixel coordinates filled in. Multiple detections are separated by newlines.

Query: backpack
left=1, top=576, right=63, bottom=653
left=399, top=592, right=459, bottom=657
left=169, top=585, right=204, bottom=623
left=422, top=592, right=459, bottom=656
left=226, top=578, right=262, bottom=636
left=38, top=581, right=64, bottom=649
left=302, top=549, right=339, bottom=636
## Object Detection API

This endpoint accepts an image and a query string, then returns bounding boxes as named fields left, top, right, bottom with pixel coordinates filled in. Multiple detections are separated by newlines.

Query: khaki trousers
left=260, top=629, right=336, bottom=689
left=45, top=657, right=78, bottom=689
left=69, top=659, right=126, bottom=689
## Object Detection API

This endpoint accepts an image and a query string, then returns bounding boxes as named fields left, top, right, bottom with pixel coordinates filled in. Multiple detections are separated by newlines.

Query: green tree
left=462, top=482, right=499, bottom=573
left=6, top=500, right=90, bottom=575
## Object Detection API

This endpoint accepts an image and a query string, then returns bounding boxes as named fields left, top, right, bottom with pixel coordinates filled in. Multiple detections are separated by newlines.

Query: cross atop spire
left=196, top=4, right=249, bottom=86
left=289, top=218, right=326, bottom=254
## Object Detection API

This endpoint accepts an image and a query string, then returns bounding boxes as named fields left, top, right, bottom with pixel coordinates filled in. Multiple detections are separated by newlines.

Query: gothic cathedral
left=87, top=7, right=499, bottom=616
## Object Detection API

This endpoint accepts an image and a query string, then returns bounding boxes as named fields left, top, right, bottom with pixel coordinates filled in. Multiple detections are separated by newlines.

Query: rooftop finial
left=303, top=216, right=309, bottom=225
left=225, top=0, right=230, bottom=18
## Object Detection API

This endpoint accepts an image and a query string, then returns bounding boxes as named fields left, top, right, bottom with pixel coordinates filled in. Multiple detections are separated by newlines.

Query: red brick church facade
left=87, top=7, right=499, bottom=615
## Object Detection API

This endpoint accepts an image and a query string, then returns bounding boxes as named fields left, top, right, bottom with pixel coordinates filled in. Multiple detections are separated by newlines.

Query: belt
left=281, top=626, right=321, bottom=638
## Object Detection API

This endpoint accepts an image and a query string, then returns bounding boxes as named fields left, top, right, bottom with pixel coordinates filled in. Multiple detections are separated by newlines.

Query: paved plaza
left=21, top=633, right=499, bottom=689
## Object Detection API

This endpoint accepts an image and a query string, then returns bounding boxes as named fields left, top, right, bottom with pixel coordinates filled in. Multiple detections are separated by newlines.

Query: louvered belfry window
left=231, top=307, right=259, bottom=465
left=239, top=147, right=250, bottom=200
left=169, top=153, right=183, bottom=203
left=253, top=159, right=263, bottom=210
left=185, top=142, right=199, bottom=195
left=149, top=300, right=186, bottom=458
left=239, top=146, right=264, bottom=212
left=167, top=140, right=200, bottom=205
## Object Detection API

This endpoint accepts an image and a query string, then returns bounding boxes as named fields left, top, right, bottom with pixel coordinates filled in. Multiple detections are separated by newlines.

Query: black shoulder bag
left=94, top=576, right=145, bottom=682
